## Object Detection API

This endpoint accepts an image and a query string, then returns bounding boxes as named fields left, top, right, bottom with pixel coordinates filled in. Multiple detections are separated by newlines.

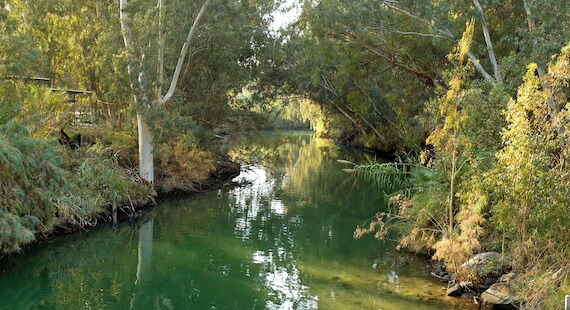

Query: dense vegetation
left=287, top=1, right=568, bottom=308
left=0, top=0, right=281, bottom=255
left=1, top=0, right=569, bottom=308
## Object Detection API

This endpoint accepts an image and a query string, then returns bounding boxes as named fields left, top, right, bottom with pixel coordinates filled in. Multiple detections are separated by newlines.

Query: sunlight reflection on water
left=231, top=165, right=317, bottom=309
left=0, top=132, right=475, bottom=310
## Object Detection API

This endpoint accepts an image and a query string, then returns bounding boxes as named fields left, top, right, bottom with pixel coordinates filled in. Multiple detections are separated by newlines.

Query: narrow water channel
left=0, top=131, right=474, bottom=309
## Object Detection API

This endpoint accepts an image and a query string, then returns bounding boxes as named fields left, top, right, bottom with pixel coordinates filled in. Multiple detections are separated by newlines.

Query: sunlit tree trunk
left=120, top=0, right=154, bottom=183
left=138, top=115, right=154, bottom=182
left=383, top=2, right=499, bottom=86
left=119, top=0, right=211, bottom=183
left=472, top=0, right=502, bottom=86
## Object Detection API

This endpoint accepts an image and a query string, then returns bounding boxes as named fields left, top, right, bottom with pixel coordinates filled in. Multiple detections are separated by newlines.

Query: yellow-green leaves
left=456, top=19, right=475, bottom=66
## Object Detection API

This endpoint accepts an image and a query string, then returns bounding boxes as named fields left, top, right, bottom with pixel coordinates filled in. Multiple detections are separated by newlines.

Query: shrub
left=0, top=121, right=66, bottom=253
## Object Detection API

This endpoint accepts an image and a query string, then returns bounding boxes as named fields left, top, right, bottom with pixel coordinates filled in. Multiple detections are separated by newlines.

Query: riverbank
left=0, top=122, right=240, bottom=258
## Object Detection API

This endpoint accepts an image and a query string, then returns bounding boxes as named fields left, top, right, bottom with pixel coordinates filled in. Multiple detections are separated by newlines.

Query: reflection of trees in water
left=227, top=132, right=389, bottom=309
left=228, top=132, right=297, bottom=172
left=227, top=134, right=324, bottom=309
left=0, top=222, right=141, bottom=309
left=282, top=136, right=336, bottom=205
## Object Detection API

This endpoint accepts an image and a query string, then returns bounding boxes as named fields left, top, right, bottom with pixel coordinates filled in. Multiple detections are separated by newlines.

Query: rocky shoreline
left=431, top=252, right=519, bottom=309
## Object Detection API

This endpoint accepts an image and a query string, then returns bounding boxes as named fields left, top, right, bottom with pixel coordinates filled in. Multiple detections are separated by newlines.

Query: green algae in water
left=0, top=132, right=475, bottom=309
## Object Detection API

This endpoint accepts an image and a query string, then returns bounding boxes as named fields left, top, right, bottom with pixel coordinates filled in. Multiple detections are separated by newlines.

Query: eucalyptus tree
left=0, top=1, right=46, bottom=123
left=275, top=0, right=570, bottom=151
left=380, top=0, right=570, bottom=92
left=119, top=0, right=210, bottom=183
left=1, top=0, right=133, bottom=128
left=274, top=0, right=450, bottom=150
left=119, top=0, right=281, bottom=182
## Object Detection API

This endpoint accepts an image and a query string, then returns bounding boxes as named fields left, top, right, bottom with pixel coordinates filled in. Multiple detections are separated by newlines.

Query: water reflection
left=0, top=131, right=474, bottom=310
left=232, top=164, right=318, bottom=309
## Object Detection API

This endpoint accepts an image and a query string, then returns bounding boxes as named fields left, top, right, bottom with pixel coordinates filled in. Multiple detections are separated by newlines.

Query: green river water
left=0, top=131, right=475, bottom=309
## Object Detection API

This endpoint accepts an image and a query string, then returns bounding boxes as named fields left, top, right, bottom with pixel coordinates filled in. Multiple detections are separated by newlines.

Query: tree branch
left=522, top=0, right=556, bottom=116
left=159, top=0, right=211, bottom=105
left=383, top=1, right=497, bottom=86
left=472, top=0, right=502, bottom=86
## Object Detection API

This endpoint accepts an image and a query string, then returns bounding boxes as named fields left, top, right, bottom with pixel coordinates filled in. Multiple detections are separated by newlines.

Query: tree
left=119, top=0, right=211, bottom=183
left=267, top=0, right=448, bottom=150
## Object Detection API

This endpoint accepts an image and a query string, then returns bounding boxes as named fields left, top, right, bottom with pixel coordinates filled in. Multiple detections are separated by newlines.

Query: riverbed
left=0, top=131, right=474, bottom=309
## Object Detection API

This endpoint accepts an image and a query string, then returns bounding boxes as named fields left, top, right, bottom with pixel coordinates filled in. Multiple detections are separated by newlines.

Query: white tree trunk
left=137, top=114, right=154, bottom=183
left=473, top=0, right=502, bottom=86
left=158, top=0, right=211, bottom=105
left=121, top=0, right=211, bottom=183
left=383, top=2, right=497, bottom=86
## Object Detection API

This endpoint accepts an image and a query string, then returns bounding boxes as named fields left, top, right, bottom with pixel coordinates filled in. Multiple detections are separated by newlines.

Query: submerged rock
left=431, top=261, right=451, bottom=282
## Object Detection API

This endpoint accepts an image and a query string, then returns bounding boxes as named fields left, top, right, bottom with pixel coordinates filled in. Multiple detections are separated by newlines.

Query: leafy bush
left=56, top=147, right=151, bottom=228
left=0, top=121, right=66, bottom=253
left=156, top=136, right=216, bottom=193
left=0, top=121, right=152, bottom=254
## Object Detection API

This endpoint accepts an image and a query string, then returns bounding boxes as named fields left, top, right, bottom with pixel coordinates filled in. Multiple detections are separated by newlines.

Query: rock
left=499, top=272, right=517, bottom=283
left=431, top=261, right=451, bottom=282
left=478, top=276, right=499, bottom=290
left=463, top=252, right=504, bottom=278
left=446, top=283, right=464, bottom=297
left=480, top=283, right=517, bottom=309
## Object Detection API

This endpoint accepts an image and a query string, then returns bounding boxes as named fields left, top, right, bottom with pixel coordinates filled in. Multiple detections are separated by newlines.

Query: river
left=0, top=131, right=474, bottom=309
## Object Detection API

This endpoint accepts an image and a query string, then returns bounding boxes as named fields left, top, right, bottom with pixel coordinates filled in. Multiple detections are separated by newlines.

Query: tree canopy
left=1, top=0, right=570, bottom=307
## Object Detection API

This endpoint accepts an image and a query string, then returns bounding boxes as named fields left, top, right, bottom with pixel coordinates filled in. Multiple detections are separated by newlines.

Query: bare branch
left=159, top=0, right=211, bottom=105
left=383, top=2, right=453, bottom=38
left=363, top=26, right=453, bottom=40
left=472, top=0, right=502, bottom=86
left=384, top=1, right=498, bottom=85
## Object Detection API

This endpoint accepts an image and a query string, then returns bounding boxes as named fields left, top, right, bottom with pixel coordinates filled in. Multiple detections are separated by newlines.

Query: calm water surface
left=0, top=132, right=474, bottom=309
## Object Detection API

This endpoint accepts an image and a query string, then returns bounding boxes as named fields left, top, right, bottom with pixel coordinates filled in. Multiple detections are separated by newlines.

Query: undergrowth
left=0, top=121, right=151, bottom=255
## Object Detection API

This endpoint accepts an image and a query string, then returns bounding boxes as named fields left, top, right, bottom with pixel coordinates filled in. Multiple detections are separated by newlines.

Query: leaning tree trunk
left=473, top=0, right=502, bottom=86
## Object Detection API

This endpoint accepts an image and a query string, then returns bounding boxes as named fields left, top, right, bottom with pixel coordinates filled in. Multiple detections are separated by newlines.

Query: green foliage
left=0, top=121, right=65, bottom=253
left=489, top=46, right=570, bottom=307
left=265, top=0, right=444, bottom=151
left=417, top=22, right=487, bottom=275
left=353, top=42, right=570, bottom=307
left=0, top=121, right=151, bottom=254
left=155, top=136, right=216, bottom=193
left=83, top=127, right=139, bottom=167
left=341, top=155, right=433, bottom=198
left=0, top=81, right=21, bottom=125
left=56, top=147, right=150, bottom=228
